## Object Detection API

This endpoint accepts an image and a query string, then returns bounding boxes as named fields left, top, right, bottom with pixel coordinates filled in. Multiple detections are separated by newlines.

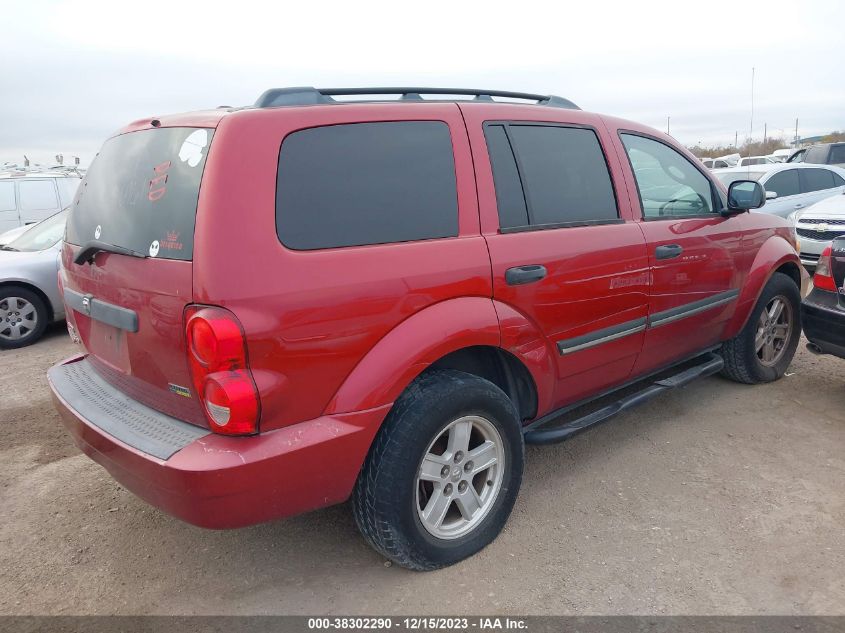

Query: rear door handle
left=505, top=264, right=547, bottom=286
left=655, top=244, right=683, bottom=260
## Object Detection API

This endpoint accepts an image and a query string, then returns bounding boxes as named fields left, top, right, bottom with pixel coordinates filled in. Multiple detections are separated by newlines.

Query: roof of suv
left=118, top=87, right=585, bottom=135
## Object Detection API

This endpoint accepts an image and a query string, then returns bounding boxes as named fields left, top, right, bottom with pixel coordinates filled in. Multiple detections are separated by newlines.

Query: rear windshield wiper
left=73, top=240, right=148, bottom=265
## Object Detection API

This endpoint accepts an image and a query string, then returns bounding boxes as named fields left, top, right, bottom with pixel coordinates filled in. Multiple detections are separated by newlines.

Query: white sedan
left=793, top=192, right=845, bottom=269
left=713, top=163, right=845, bottom=218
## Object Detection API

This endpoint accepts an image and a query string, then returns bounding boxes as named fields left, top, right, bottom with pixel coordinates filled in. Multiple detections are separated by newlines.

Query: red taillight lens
left=814, top=246, right=837, bottom=292
left=185, top=306, right=260, bottom=435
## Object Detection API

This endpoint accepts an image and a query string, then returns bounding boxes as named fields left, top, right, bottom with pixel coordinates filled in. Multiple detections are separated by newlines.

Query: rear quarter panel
left=193, top=104, right=494, bottom=430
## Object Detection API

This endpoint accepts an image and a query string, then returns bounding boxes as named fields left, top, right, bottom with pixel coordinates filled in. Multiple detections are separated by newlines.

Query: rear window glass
left=830, top=145, right=845, bottom=164
left=66, top=127, right=214, bottom=261
left=276, top=121, right=458, bottom=250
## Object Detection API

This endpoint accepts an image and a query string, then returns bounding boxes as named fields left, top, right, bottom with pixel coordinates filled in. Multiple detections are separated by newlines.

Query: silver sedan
left=0, top=210, right=67, bottom=348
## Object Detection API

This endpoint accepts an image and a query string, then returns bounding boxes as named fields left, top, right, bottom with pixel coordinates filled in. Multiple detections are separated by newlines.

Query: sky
left=2, top=0, right=843, bottom=167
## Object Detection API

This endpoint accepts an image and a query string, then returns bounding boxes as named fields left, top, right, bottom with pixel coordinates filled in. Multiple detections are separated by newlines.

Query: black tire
left=0, top=286, right=49, bottom=350
left=352, top=369, right=524, bottom=571
left=720, top=272, right=801, bottom=384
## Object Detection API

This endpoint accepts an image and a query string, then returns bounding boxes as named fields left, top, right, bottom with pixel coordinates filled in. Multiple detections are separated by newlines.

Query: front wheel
left=352, top=369, right=524, bottom=571
left=721, top=272, right=801, bottom=384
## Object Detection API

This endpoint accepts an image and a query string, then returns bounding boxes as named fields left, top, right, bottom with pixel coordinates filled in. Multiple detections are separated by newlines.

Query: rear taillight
left=185, top=306, right=260, bottom=435
left=813, top=246, right=837, bottom=292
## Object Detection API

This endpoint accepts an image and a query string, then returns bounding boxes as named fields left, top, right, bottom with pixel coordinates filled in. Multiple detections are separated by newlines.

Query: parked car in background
left=802, top=237, right=845, bottom=358
left=0, top=209, right=67, bottom=348
left=769, top=149, right=792, bottom=163
left=703, top=158, right=732, bottom=168
left=713, top=163, right=845, bottom=217
left=800, top=142, right=845, bottom=167
left=0, top=168, right=80, bottom=234
left=48, top=86, right=805, bottom=571
left=737, top=156, right=776, bottom=167
left=792, top=191, right=845, bottom=269
left=788, top=148, right=807, bottom=163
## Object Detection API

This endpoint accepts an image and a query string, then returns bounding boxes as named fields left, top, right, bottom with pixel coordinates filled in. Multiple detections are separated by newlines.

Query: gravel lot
left=1, top=327, right=843, bottom=615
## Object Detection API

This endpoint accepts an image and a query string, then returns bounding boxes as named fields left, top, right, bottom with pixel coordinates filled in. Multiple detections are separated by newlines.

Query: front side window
left=485, top=123, right=618, bottom=229
left=621, top=134, right=715, bottom=218
left=18, top=180, right=58, bottom=210
left=56, top=178, right=81, bottom=207
left=276, top=121, right=458, bottom=250
left=800, top=168, right=835, bottom=193
left=764, top=170, right=800, bottom=198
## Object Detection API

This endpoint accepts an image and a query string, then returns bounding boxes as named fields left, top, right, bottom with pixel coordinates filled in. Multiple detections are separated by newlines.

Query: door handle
left=505, top=264, right=547, bottom=286
left=794, top=203, right=804, bottom=209
left=655, top=244, right=683, bottom=260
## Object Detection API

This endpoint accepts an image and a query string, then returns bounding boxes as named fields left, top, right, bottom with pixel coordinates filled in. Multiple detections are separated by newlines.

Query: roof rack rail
left=254, top=87, right=580, bottom=110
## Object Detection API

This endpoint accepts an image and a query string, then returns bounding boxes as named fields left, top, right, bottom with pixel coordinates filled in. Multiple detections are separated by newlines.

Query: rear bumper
left=49, top=355, right=390, bottom=528
left=801, top=289, right=845, bottom=359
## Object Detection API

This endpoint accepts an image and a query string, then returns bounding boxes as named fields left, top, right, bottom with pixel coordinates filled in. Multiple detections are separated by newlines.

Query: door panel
left=461, top=104, right=650, bottom=414
left=612, top=129, right=749, bottom=374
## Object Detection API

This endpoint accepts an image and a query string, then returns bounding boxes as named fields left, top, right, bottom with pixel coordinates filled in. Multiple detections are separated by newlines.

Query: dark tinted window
left=832, top=172, right=845, bottom=187
left=66, top=127, right=213, bottom=261
left=621, top=134, right=715, bottom=218
left=506, top=125, right=617, bottom=225
left=276, top=122, right=458, bottom=250
left=801, top=168, right=835, bottom=193
left=764, top=170, right=800, bottom=198
left=830, top=145, right=845, bottom=164
left=484, top=124, right=528, bottom=228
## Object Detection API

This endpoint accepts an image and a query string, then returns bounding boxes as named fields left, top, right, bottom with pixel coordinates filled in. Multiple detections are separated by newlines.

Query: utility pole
left=749, top=67, right=755, bottom=144
left=763, top=123, right=767, bottom=145
left=735, top=131, right=738, bottom=149
left=795, top=117, right=799, bottom=147
left=667, top=116, right=670, bottom=135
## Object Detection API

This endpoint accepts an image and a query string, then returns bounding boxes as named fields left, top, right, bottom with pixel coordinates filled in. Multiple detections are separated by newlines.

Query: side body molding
left=723, top=235, right=804, bottom=340
left=324, top=297, right=501, bottom=415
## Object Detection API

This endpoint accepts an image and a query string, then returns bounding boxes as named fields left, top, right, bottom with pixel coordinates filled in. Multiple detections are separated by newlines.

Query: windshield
left=715, top=171, right=765, bottom=187
left=65, top=127, right=214, bottom=261
left=6, top=209, right=68, bottom=252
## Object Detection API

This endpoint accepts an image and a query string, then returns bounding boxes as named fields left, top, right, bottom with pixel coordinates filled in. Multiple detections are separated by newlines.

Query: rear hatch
left=62, top=126, right=215, bottom=427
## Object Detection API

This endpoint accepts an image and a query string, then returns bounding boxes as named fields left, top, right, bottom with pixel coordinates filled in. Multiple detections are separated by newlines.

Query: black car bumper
left=802, top=288, right=845, bottom=359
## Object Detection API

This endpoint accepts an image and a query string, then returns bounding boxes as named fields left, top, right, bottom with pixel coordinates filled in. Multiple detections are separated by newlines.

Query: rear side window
left=830, top=145, right=845, bottom=164
left=0, top=182, right=14, bottom=212
left=66, top=127, right=214, bottom=261
left=487, top=124, right=617, bottom=229
left=765, top=170, right=800, bottom=197
left=19, top=180, right=58, bottom=210
left=800, top=168, right=835, bottom=193
left=276, top=121, right=458, bottom=250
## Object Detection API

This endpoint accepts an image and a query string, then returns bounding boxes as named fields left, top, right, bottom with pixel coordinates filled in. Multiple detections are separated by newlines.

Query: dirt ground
left=1, top=325, right=843, bottom=615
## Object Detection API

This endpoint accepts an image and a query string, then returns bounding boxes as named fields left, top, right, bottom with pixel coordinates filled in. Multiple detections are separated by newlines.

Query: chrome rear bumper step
left=523, top=352, right=724, bottom=445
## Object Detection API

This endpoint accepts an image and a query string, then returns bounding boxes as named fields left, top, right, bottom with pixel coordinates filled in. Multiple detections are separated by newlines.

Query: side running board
left=523, top=352, right=724, bottom=445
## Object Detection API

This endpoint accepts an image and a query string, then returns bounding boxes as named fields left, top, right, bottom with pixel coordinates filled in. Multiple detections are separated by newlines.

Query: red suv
left=49, top=87, right=807, bottom=570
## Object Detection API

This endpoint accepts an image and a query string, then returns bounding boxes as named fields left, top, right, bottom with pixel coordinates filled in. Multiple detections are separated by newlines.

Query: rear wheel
left=0, top=286, right=48, bottom=349
left=721, top=272, right=801, bottom=384
left=352, top=369, right=524, bottom=571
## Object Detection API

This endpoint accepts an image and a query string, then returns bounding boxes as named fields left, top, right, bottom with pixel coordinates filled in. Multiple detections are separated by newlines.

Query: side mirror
left=726, top=180, right=765, bottom=214
left=765, top=190, right=778, bottom=200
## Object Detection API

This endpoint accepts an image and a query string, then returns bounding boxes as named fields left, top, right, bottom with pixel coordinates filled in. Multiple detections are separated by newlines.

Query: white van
left=0, top=171, right=82, bottom=233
